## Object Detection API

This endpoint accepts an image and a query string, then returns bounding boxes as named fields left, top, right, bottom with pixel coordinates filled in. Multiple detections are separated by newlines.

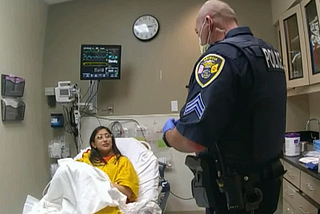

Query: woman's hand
left=112, top=182, right=133, bottom=200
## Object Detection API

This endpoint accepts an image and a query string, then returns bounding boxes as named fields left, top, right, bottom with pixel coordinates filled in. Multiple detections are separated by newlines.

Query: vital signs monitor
left=80, top=44, right=121, bottom=80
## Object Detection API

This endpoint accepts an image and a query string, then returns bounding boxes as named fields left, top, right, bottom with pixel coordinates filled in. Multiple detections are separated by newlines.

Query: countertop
left=282, top=155, right=320, bottom=180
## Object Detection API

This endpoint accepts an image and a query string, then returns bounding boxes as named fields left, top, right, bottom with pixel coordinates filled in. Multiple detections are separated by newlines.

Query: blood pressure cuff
left=185, top=151, right=220, bottom=208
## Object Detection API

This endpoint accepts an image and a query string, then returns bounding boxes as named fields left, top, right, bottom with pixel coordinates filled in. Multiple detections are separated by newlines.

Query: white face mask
left=198, top=22, right=211, bottom=54
left=199, top=37, right=210, bottom=54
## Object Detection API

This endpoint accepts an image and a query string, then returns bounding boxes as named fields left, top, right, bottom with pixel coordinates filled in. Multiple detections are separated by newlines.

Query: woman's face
left=91, top=128, right=113, bottom=156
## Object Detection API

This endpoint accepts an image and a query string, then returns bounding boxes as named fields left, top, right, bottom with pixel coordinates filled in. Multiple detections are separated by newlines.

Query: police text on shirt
left=262, top=48, right=284, bottom=70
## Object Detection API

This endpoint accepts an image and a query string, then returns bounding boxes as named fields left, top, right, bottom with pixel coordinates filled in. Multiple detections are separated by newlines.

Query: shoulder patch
left=195, top=54, right=225, bottom=88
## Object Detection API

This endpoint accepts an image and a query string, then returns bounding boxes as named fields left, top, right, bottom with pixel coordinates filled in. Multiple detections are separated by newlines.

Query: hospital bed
left=74, top=137, right=170, bottom=213
left=23, top=137, right=170, bottom=214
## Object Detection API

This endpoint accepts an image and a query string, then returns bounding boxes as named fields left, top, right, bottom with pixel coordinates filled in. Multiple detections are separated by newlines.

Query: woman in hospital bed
left=77, top=126, right=139, bottom=214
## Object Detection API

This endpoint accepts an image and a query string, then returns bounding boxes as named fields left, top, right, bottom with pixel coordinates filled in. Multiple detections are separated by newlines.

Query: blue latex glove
left=163, top=118, right=178, bottom=134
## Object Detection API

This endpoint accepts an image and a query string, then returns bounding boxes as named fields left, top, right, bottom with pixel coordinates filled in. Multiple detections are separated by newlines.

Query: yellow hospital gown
left=77, top=150, right=139, bottom=214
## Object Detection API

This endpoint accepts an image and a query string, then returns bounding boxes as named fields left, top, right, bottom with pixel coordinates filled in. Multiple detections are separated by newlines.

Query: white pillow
left=74, top=137, right=159, bottom=202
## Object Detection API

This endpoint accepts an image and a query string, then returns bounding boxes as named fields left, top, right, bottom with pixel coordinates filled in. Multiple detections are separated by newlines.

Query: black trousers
left=205, top=178, right=282, bottom=214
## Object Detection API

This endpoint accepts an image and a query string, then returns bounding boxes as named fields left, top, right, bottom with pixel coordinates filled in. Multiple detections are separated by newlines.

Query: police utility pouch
left=186, top=152, right=252, bottom=211
left=222, top=159, right=285, bottom=212
left=217, top=170, right=265, bottom=212
left=219, top=172, right=245, bottom=211
left=186, top=152, right=253, bottom=211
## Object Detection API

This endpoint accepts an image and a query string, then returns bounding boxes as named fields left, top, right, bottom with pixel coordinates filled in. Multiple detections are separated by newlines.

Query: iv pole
left=77, top=87, right=81, bottom=152
left=88, top=80, right=98, bottom=114
left=72, top=80, right=98, bottom=153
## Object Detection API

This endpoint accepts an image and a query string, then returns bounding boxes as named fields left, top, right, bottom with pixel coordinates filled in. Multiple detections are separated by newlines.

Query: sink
left=301, top=141, right=315, bottom=152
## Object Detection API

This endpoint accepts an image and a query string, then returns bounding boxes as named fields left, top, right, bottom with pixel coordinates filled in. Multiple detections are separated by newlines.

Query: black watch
left=162, top=132, right=172, bottom=148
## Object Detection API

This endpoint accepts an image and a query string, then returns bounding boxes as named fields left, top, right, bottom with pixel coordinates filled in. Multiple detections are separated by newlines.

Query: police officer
left=162, top=0, right=286, bottom=213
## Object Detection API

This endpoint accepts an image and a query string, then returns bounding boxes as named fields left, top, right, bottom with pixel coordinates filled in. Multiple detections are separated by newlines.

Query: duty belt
left=185, top=151, right=285, bottom=212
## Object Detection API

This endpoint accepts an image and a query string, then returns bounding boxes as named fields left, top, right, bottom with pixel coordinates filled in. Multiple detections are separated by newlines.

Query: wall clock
left=132, top=14, right=160, bottom=42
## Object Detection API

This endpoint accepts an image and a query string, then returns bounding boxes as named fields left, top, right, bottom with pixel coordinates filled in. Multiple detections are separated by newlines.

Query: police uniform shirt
left=175, top=27, right=286, bottom=166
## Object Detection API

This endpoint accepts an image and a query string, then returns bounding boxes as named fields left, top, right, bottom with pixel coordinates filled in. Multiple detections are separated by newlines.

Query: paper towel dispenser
left=1, top=98, right=25, bottom=121
left=1, top=74, right=25, bottom=97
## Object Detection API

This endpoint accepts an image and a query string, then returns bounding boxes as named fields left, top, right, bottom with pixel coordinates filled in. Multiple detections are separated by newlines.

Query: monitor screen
left=80, top=44, right=121, bottom=80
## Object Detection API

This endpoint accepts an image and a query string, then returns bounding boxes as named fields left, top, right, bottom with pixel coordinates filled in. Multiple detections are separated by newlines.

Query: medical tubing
left=110, top=121, right=124, bottom=137
left=80, top=80, right=95, bottom=102
left=83, top=80, right=100, bottom=112
left=169, top=190, right=193, bottom=200
left=79, top=111, right=148, bottom=141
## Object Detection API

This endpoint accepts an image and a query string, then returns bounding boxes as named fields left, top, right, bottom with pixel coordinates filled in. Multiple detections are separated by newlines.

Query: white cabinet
left=279, top=4, right=309, bottom=88
left=301, top=0, right=320, bottom=84
left=282, top=159, right=320, bottom=214
left=278, top=0, right=320, bottom=92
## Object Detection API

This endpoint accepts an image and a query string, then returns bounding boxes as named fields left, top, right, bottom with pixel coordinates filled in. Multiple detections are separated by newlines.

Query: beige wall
left=286, top=95, right=310, bottom=131
left=287, top=92, right=320, bottom=134
left=271, top=0, right=296, bottom=25
left=42, top=0, right=277, bottom=116
left=308, top=92, right=320, bottom=131
left=0, top=0, right=49, bottom=213
left=286, top=92, right=320, bottom=133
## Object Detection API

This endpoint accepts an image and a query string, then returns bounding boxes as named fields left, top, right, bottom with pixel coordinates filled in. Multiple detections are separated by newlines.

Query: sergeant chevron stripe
left=184, top=93, right=206, bottom=119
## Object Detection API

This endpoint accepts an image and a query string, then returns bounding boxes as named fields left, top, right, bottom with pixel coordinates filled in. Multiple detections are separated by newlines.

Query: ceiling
left=43, top=0, right=73, bottom=5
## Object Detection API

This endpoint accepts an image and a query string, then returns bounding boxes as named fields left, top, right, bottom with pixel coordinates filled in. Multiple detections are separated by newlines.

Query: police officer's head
left=195, top=0, right=238, bottom=53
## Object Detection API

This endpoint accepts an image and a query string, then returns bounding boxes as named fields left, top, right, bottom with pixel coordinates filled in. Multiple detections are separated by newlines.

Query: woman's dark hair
left=89, top=126, right=122, bottom=166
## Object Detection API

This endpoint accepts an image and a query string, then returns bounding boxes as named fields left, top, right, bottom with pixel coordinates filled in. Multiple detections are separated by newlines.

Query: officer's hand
left=163, top=118, right=178, bottom=133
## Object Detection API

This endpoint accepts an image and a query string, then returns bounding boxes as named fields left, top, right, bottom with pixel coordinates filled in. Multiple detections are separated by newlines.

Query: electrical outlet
left=171, top=100, right=178, bottom=112
left=107, top=105, right=114, bottom=115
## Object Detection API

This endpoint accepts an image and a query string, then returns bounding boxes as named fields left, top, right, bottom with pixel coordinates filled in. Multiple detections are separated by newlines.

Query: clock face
left=133, top=15, right=159, bottom=41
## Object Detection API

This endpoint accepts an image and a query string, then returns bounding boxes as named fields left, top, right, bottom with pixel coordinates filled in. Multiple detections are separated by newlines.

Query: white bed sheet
left=23, top=158, right=162, bottom=214
left=27, top=159, right=127, bottom=214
